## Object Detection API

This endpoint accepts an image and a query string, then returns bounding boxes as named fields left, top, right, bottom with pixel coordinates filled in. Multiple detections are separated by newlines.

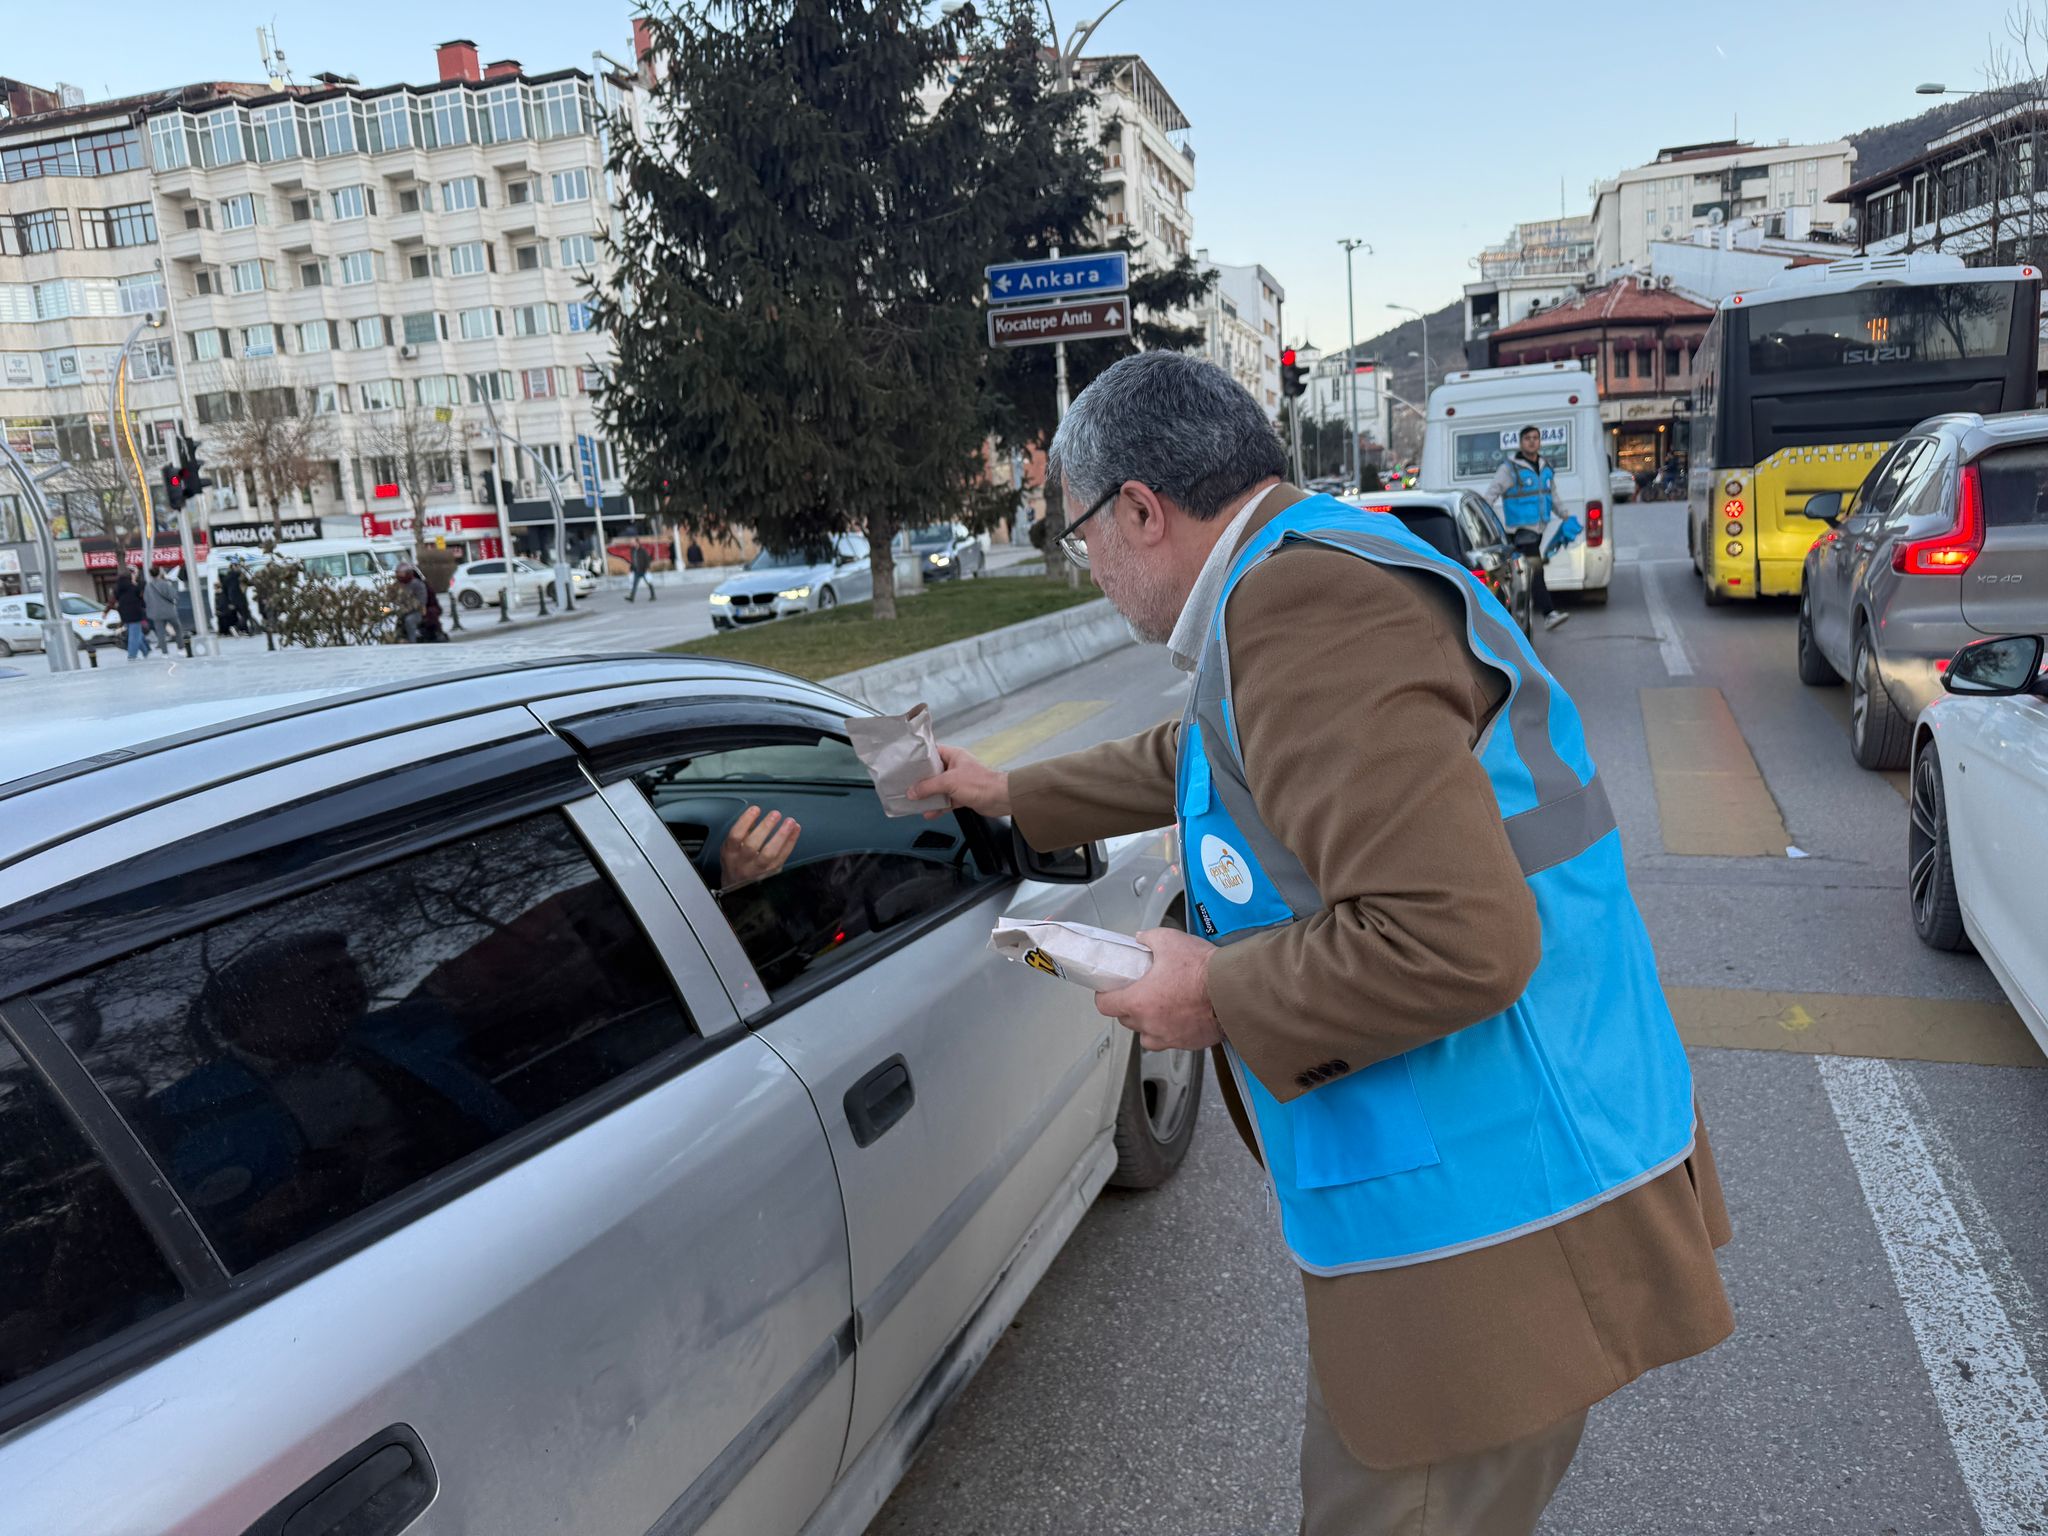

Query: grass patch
left=666, top=575, right=1101, bottom=679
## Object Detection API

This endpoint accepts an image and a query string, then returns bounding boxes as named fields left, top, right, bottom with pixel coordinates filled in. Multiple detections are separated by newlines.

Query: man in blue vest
left=914, top=353, right=1731, bottom=1534
left=1485, top=424, right=1570, bottom=630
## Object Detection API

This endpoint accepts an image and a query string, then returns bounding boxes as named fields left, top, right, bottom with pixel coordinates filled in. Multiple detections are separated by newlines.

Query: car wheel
left=1688, top=519, right=1701, bottom=576
left=1110, top=910, right=1204, bottom=1190
left=816, top=586, right=837, bottom=611
left=1851, top=629, right=1912, bottom=771
left=0, top=638, right=12, bottom=657
left=457, top=589, right=482, bottom=610
left=1796, top=588, right=1839, bottom=686
left=1908, top=741, right=1970, bottom=951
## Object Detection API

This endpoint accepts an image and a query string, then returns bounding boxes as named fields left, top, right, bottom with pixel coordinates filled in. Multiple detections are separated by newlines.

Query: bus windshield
left=1746, top=286, right=2017, bottom=376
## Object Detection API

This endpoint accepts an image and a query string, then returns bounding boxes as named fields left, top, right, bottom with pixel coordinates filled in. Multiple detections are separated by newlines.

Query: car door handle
left=239, top=1424, right=436, bottom=1536
left=846, top=1054, right=915, bottom=1148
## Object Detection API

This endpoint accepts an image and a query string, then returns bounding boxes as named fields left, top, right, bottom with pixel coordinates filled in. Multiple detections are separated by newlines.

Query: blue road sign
left=986, top=251, right=1129, bottom=305
left=575, top=434, right=603, bottom=511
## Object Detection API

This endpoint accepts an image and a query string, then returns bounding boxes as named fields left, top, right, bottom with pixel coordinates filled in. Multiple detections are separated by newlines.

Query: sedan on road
left=910, top=522, right=987, bottom=582
left=1907, top=632, right=2048, bottom=1054
left=1796, top=411, right=2048, bottom=770
left=0, top=650, right=1199, bottom=1536
left=0, top=594, right=117, bottom=653
left=450, top=557, right=565, bottom=611
left=1347, top=489, right=1535, bottom=633
left=710, top=534, right=872, bottom=628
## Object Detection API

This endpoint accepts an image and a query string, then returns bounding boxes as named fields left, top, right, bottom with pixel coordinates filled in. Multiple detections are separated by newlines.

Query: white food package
left=843, top=703, right=947, bottom=817
left=989, top=918, right=1153, bottom=992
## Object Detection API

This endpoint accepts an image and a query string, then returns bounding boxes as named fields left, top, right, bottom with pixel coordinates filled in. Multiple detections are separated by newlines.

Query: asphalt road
left=868, top=501, right=2048, bottom=1536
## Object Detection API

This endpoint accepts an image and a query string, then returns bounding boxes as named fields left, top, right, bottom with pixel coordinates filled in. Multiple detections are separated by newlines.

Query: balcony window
left=219, top=194, right=263, bottom=231
left=230, top=259, right=269, bottom=294
left=298, top=319, right=335, bottom=353
left=351, top=315, right=387, bottom=349
left=80, top=203, right=156, bottom=250
left=448, top=241, right=492, bottom=277
left=560, top=233, right=596, bottom=267
left=458, top=306, right=501, bottom=340
left=338, top=251, right=378, bottom=286
left=511, top=303, right=554, bottom=336
left=241, top=324, right=279, bottom=358
left=331, top=185, right=374, bottom=221
left=402, top=311, right=441, bottom=345
left=440, top=176, right=483, bottom=212
left=118, top=272, right=166, bottom=314
left=550, top=168, right=589, bottom=204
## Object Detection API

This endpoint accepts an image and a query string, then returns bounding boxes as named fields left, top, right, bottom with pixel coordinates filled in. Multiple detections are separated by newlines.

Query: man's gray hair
left=1047, top=351, right=1288, bottom=521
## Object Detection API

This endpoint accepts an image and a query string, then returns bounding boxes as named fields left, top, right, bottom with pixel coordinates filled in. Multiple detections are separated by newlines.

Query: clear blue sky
left=4, top=0, right=2011, bottom=348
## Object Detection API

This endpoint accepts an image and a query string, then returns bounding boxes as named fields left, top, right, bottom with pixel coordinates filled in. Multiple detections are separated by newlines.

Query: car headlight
left=929, top=553, right=951, bottom=565
left=708, top=592, right=732, bottom=605
left=779, top=586, right=811, bottom=601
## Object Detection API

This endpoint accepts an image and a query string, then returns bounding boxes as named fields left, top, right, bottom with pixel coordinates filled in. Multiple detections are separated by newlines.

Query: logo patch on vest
left=1200, top=834, right=1254, bottom=905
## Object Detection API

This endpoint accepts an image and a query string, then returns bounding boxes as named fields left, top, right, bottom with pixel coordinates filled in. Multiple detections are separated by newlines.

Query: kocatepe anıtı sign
left=987, top=298, right=1132, bottom=349
left=209, top=518, right=321, bottom=546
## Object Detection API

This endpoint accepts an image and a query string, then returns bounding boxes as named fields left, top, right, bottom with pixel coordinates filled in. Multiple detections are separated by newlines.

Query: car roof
left=1343, top=490, right=1463, bottom=513
left=0, top=649, right=830, bottom=801
left=1893, top=410, right=2048, bottom=461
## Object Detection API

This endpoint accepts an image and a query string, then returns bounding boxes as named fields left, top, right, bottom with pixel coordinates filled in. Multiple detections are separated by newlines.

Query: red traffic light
left=1280, top=348, right=1297, bottom=368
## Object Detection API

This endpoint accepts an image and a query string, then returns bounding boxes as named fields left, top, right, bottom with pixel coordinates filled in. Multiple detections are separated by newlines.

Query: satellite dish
left=1660, top=226, right=1673, bottom=240
left=1708, top=208, right=1727, bottom=228
left=1842, top=214, right=1860, bottom=240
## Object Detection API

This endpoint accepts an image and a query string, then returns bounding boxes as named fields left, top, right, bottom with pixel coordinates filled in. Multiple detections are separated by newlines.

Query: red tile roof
left=1492, top=279, right=1714, bottom=339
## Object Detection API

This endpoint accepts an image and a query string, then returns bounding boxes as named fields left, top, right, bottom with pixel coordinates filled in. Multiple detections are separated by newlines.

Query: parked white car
left=0, top=594, right=117, bottom=654
left=1909, top=633, right=2048, bottom=1052
left=450, top=558, right=563, bottom=611
left=709, top=535, right=873, bottom=628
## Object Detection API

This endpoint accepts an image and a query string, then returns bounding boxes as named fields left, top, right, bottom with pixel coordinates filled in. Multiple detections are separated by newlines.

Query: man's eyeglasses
left=1059, top=482, right=1124, bottom=569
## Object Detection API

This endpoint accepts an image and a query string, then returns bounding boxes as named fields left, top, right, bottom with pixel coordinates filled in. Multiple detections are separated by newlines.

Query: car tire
left=0, top=638, right=12, bottom=657
left=1851, top=629, right=1912, bottom=771
left=457, top=589, right=482, bottom=610
left=1688, top=519, right=1701, bottom=576
left=1796, top=589, right=1839, bottom=686
left=1110, top=1033, right=1204, bottom=1190
left=1908, top=741, right=1970, bottom=952
left=816, top=586, right=837, bottom=611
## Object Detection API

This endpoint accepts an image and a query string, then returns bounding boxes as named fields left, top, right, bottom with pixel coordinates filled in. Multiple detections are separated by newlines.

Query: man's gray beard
left=1121, top=608, right=1171, bottom=646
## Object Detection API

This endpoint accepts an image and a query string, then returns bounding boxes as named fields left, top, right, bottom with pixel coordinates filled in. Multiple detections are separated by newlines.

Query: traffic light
left=160, top=462, right=187, bottom=511
left=1281, top=348, right=1307, bottom=398
left=478, top=468, right=499, bottom=506
left=177, top=434, right=208, bottom=504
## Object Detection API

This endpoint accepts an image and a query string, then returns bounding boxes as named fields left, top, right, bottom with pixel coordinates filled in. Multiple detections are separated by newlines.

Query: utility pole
left=490, top=438, right=515, bottom=622
left=1339, top=239, right=1369, bottom=489
left=1388, top=302, right=1431, bottom=407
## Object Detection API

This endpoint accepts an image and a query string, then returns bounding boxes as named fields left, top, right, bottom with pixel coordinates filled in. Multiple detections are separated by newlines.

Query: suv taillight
left=1585, top=500, right=1605, bottom=548
left=1893, top=462, right=1984, bottom=575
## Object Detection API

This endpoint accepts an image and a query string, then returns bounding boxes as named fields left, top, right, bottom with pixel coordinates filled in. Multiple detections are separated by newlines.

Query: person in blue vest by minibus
left=913, top=352, right=1731, bottom=1536
left=1485, top=424, right=1571, bottom=631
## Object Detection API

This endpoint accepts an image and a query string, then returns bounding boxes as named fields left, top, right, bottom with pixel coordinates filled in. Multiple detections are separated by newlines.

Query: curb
left=824, top=597, right=1131, bottom=719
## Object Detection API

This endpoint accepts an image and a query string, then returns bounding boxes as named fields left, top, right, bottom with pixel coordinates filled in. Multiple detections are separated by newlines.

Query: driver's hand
left=722, top=806, right=800, bottom=888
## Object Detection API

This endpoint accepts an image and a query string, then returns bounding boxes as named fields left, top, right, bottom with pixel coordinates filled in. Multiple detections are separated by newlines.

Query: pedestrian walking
left=217, top=560, right=251, bottom=637
left=1485, top=425, right=1570, bottom=630
left=685, top=538, right=704, bottom=569
left=144, top=567, right=184, bottom=650
left=627, top=541, right=656, bottom=601
left=106, top=570, right=149, bottom=660
left=392, top=562, right=429, bottom=643
left=911, top=352, right=1732, bottom=1536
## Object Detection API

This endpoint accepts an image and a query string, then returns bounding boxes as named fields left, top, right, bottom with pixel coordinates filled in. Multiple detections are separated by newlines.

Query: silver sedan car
left=0, top=651, right=1198, bottom=1536
left=1797, top=410, right=2048, bottom=769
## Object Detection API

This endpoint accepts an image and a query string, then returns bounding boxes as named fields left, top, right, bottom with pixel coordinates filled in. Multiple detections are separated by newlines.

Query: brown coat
left=1009, top=484, right=1733, bottom=1469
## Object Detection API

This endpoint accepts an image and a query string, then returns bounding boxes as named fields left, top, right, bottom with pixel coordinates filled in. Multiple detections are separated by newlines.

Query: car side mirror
left=1010, top=823, right=1104, bottom=884
left=1942, top=634, right=2046, bottom=697
left=1800, top=492, right=1844, bottom=523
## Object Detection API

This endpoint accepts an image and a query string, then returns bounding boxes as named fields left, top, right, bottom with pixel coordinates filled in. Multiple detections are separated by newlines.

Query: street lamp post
left=1388, top=302, right=1430, bottom=401
left=0, top=441, right=79, bottom=669
left=1339, top=239, right=1370, bottom=488
left=1044, top=1, right=1131, bottom=431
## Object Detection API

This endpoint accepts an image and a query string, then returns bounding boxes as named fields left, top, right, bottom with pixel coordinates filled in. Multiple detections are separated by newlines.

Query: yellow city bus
left=1686, top=254, right=2041, bottom=604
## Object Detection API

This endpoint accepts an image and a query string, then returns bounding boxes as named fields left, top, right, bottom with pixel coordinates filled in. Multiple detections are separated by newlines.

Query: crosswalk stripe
left=1820, top=1055, right=2048, bottom=1533
left=1640, top=686, right=1790, bottom=856
left=1667, top=986, right=2039, bottom=1068
left=966, top=700, right=1110, bottom=768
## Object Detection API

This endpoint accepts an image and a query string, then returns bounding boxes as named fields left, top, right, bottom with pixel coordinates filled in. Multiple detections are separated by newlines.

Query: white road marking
left=1818, top=1054, right=2048, bottom=1535
left=1636, top=562, right=1695, bottom=678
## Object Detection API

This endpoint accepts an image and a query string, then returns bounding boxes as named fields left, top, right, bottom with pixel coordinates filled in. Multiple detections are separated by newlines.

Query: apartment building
left=1078, top=56, right=1196, bottom=272
left=1832, top=102, right=2048, bottom=266
left=137, top=40, right=636, bottom=562
left=1196, top=253, right=1284, bottom=417
left=1462, top=215, right=1595, bottom=365
left=0, top=83, right=202, bottom=593
left=1591, top=139, right=1856, bottom=273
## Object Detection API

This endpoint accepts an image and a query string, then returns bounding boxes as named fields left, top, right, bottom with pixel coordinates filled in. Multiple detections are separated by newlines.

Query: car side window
left=0, top=1030, right=186, bottom=1394
left=1859, top=440, right=1929, bottom=521
left=631, top=734, right=1003, bottom=997
left=1892, top=446, right=1951, bottom=526
left=30, top=811, right=695, bottom=1273
left=1457, top=496, right=1500, bottom=551
left=1978, top=443, right=2048, bottom=526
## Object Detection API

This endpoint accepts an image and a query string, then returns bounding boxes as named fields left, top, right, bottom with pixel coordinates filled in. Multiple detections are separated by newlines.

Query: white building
left=1462, top=215, right=1595, bottom=366
left=1590, top=138, right=1856, bottom=273
left=135, top=40, right=637, bottom=567
left=1289, top=341, right=1393, bottom=475
left=1196, top=254, right=1284, bottom=418
left=1079, top=56, right=1196, bottom=274
left=0, top=83, right=201, bottom=594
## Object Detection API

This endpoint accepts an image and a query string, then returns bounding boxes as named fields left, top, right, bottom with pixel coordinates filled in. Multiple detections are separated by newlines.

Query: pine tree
left=595, top=0, right=1003, bottom=620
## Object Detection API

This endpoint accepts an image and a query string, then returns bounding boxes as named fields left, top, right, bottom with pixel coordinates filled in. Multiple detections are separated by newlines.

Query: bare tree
left=197, top=360, right=332, bottom=535
left=356, top=401, right=455, bottom=545
left=1932, top=6, right=2048, bottom=265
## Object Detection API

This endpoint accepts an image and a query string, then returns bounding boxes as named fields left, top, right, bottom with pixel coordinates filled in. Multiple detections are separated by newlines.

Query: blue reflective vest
left=1178, top=496, right=1695, bottom=1274
left=1500, top=456, right=1554, bottom=528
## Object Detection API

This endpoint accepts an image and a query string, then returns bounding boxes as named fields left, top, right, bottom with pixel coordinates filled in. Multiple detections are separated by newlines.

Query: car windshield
left=748, top=547, right=830, bottom=571
left=58, top=595, right=98, bottom=615
left=910, top=526, right=955, bottom=547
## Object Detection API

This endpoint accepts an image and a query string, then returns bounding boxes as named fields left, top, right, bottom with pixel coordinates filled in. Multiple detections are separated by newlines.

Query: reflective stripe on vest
left=1179, top=497, right=1695, bottom=1275
left=1500, top=457, right=1552, bottom=528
